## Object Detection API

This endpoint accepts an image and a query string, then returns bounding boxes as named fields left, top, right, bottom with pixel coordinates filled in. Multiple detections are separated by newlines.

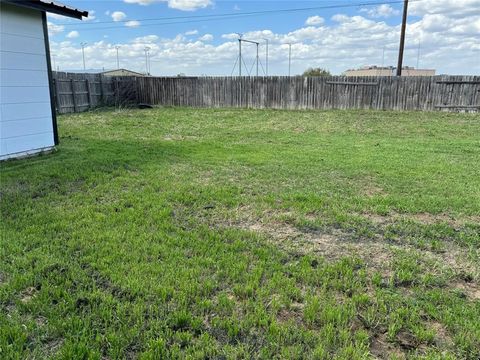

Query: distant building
left=344, top=66, right=435, bottom=77
left=102, top=69, right=146, bottom=77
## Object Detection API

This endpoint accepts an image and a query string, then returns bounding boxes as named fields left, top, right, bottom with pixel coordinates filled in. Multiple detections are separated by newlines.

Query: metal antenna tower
left=115, top=46, right=120, bottom=69
left=80, top=42, right=87, bottom=70
left=238, top=38, right=260, bottom=76
left=144, top=47, right=150, bottom=75
left=263, top=38, right=269, bottom=76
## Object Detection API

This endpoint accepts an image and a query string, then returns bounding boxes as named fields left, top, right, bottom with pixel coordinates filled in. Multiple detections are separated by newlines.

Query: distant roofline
left=2, top=0, right=88, bottom=19
left=102, top=69, right=146, bottom=76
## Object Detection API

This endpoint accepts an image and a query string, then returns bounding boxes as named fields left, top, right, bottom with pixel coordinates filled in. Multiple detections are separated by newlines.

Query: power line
left=56, top=1, right=420, bottom=31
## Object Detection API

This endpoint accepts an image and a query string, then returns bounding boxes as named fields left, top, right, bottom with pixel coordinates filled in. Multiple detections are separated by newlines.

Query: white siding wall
left=0, top=3, right=54, bottom=160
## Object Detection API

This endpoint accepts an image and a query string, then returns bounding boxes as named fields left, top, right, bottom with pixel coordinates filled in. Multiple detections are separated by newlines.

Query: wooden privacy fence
left=135, top=75, right=480, bottom=111
left=51, top=73, right=480, bottom=113
left=52, top=72, right=138, bottom=114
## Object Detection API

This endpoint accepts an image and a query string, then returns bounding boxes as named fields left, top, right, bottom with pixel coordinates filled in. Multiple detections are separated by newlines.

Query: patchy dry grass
left=1, top=107, right=480, bottom=359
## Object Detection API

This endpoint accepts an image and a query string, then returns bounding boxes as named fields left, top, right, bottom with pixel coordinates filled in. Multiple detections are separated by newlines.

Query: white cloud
left=360, top=4, right=400, bottom=18
left=185, top=29, right=199, bottom=35
left=133, top=35, right=159, bottom=43
left=125, top=20, right=141, bottom=28
left=124, top=0, right=155, bottom=4
left=47, top=13, right=68, bottom=20
left=410, top=0, right=480, bottom=17
left=66, top=30, right=79, bottom=38
left=49, top=8, right=480, bottom=76
left=199, top=34, right=213, bottom=41
left=123, top=0, right=212, bottom=11
left=47, top=22, right=64, bottom=36
left=84, top=10, right=96, bottom=22
left=233, top=4, right=240, bottom=11
left=305, top=16, right=324, bottom=26
left=123, top=0, right=155, bottom=5
left=168, top=0, right=212, bottom=11
left=111, top=11, right=127, bottom=22
left=222, top=33, right=240, bottom=40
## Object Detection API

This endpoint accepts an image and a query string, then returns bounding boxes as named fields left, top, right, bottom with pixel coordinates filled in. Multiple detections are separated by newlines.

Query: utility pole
left=263, top=38, right=269, bottom=76
left=396, top=0, right=409, bottom=76
left=144, top=46, right=150, bottom=75
left=115, top=46, right=120, bottom=69
left=288, top=43, right=292, bottom=76
left=80, top=42, right=87, bottom=71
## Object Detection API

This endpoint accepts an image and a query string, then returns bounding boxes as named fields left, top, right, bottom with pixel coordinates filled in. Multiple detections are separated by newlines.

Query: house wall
left=0, top=3, right=55, bottom=160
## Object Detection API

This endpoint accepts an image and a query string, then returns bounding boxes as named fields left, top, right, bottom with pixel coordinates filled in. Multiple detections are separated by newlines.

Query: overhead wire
left=55, top=0, right=422, bottom=31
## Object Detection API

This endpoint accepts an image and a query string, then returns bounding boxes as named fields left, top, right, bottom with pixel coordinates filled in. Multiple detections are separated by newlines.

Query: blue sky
left=47, top=0, right=480, bottom=75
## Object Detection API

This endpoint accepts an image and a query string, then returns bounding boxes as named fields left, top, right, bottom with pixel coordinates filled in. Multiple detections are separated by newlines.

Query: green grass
left=1, top=107, right=479, bottom=359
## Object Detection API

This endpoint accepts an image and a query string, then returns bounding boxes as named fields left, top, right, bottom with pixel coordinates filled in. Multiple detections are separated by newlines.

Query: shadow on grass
left=0, top=137, right=192, bottom=215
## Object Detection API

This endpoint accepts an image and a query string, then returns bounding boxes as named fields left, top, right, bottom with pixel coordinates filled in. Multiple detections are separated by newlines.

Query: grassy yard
left=1, top=108, right=479, bottom=359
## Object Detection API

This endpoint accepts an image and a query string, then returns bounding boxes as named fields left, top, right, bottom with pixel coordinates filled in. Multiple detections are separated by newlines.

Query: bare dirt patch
left=451, top=281, right=480, bottom=301
left=429, top=321, right=453, bottom=347
left=20, top=286, right=38, bottom=304
left=240, top=212, right=479, bottom=289
left=244, top=220, right=396, bottom=270
left=363, top=185, right=387, bottom=198
left=362, top=211, right=480, bottom=228
left=357, top=176, right=388, bottom=198
left=43, top=338, right=64, bottom=357
left=36, top=316, right=48, bottom=326
left=370, top=333, right=406, bottom=360
left=277, top=307, right=303, bottom=325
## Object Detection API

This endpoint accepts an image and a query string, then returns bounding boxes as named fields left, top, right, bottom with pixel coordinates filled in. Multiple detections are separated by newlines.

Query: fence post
left=115, top=77, right=119, bottom=108
left=99, top=75, right=105, bottom=105
left=52, top=78, right=58, bottom=113
left=135, top=77, right=140, bottom=105
left=70, top=78, right=77, bottom=112
left=55, top=79, right=62, bottom=113
left=86, top=79, right=92, bottom=109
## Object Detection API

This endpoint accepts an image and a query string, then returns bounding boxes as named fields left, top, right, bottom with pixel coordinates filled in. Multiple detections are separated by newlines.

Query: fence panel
left=51, top=73, right=480, bottom=113
left=52, top=72, right=117, bottom=113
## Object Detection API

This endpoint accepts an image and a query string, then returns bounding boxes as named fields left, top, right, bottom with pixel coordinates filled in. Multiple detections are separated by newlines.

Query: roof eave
left=2, top=0, right=88, bottom=20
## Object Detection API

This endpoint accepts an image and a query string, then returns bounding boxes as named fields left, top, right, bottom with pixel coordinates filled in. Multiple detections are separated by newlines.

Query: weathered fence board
left=52, top=72, right=117, bottom=113
left=52, top=73, right=480, bottom=113
left=134, top=75, right=479, bottom=111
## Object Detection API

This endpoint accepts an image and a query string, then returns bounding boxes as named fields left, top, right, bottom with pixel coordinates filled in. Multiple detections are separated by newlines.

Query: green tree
left=302, top=67, right=331, bottom=77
